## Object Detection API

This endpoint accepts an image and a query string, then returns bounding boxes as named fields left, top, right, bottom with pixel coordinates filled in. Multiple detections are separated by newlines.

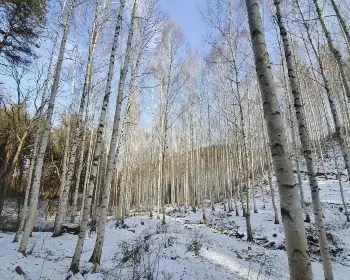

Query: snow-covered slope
left=1, top=176, right=350, bottom=280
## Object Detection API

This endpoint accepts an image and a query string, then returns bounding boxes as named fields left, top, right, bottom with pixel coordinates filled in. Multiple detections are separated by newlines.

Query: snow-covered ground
left=1, top=176, right=350, bottom=280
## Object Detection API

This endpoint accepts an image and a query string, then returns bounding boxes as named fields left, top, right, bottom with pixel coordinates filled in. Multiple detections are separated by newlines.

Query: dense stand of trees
left=0, top=0, right=350, bottom=278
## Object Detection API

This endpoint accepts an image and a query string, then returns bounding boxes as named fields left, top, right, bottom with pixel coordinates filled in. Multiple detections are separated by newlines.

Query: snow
left=1, top=176, right=350, bottom=279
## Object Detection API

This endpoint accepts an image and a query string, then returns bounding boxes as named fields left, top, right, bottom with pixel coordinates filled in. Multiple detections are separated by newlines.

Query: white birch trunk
left=200, top=147, right=206, bottom=221
left=240, top=92, right=253, bottom=241
left=311, top=0, right=350, bottom=101
left=89, top=0, right=138, bottom=266
left=13, top=38, right=57, bottom=242
left=53, top=2, right=102, bottom=236
left=297, top=0, right=350, bottom=181
left=71, top=124, right=87, bottom=222
left=69, top=0, right=125, bottom=272
left=58, top=42, right=77, bottom=200
left=319, top=83, right=350, bottom=223
left=330, top=0, right=350, bottom=52
left=262, top=108, right=279, bottom=224
left=251, top=149, right=258, bottom=214
left=275, top=2, right=333, bottom=278
left=80, top=129, right=95, bottom=221
left=18, top=0, right=74, bottom=254
left=246, top=0, right=312, bottom=278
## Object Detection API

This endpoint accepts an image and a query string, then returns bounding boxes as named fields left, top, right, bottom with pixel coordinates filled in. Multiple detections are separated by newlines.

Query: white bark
left=18, top=0, right=74, bottom=254
left=13, top=37, right=58, bottom=243
left=330, top=0, right=350, bottom=53
left=275, top=2, right=333, bottom=278
left=296, top=0, right=350, bottom=181
left=261, top=102, right=279, bottom=224
left=53, top=1, right=101, bottom=236
left=71, top=123, right=87, bottom=222
left=240, top=89, right=253, bottom=241
left=80, top=129, right=95, bottom=221
left=332, top=145, right=350, bottom=222
left=58, top=42, right=77, bottom=201
left=311, top=0, right=350, bottom=102
left=245, top=0, right=312, bottom=278
left=89, top=0, right=138, bottom=266
left=200, top=148, right=206, bottom=221
left=69, top=0, right=125, bottom=272
left=319, top=82, right=350, bottom=223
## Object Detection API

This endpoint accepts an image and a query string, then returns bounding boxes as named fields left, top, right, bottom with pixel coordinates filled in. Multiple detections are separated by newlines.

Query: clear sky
left=160, top=0, right=206, bottom=48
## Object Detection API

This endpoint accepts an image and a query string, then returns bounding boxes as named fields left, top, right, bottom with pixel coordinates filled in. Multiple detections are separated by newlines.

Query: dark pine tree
left=0, top=0, right=46, bottom=66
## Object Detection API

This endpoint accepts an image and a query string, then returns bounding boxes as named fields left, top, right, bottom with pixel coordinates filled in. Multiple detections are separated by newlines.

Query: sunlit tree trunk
left=80, top=129, right=95, bottom=221
left=245, top=1, right=312, bottom=278
left=275, top=1, right=333, bottom=278
left=18, top=0, right=74, bottom=254
left=71, top=122, right=88, bottom=222
left=53, top=1, right=102, bottom=236
left=89, top=0, right=138, bottom=267
left=12, top=37, right=57, bottom=242
left=69, top=0, right=125, bottom=272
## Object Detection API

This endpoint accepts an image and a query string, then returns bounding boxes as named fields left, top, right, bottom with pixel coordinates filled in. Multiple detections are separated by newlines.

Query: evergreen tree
left=0, top=0, right=46, bottom=66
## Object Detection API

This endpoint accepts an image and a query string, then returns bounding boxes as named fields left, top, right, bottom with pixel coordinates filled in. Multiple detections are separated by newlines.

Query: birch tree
left=89, top=0, right=138, bottom=267
left=295, top=0, right=350, bottom=181
left=53, top=0, right=105, bottom=236
left=329, top=0, right=350, bottom=52
left=311, top=0, right=350, bottom=102
left=245, top=0, right=312, bottom=278
left=70, top=0, right=126, bottom=272
left=274, top=1, right=333, bottom=278
left=18, top=0, right=74, bottom=254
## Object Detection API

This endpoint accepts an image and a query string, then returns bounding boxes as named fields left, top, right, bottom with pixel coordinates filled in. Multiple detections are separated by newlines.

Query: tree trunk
left=71, top=124, right=87, bottom=223
left=296, top=0, right=350, bottom=181
left=245, top=1, right=312, bottom=278
left=13, top=36, right=57, bottom=242
left=311, top=0, right=350, bottom=101
left=53, top=1, right=101, bottom=236
left=80, top=129, right=95, bottom=222
left=89, top=0, right=137, bottom=267
left=69, top=0, right=125, bottom=272
left=330, top=0, right=350, bottom=54
left=274, top=1, right=333, bottom=278
left=18, top=0, right=74, bottom=254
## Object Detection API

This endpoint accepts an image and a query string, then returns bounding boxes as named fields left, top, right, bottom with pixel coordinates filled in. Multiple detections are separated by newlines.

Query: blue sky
left=160, top=0, right=206, bottom=48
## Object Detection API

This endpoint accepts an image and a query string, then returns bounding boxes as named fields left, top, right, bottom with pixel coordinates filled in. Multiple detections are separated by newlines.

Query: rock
left=61, top=224, right=80, bottom=235
left=272, top=233, right=277, bottom=238
left=15, top=266, right=25, bottom=276
left=233, top=232, right=245, bottom=239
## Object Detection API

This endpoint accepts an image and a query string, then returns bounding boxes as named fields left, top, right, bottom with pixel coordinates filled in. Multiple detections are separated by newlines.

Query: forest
left=0, top=0, right=350, bottom=279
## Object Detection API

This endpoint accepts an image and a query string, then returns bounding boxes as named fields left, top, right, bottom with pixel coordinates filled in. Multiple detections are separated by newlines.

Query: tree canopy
left=0, top=0, right=47, bottom=66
